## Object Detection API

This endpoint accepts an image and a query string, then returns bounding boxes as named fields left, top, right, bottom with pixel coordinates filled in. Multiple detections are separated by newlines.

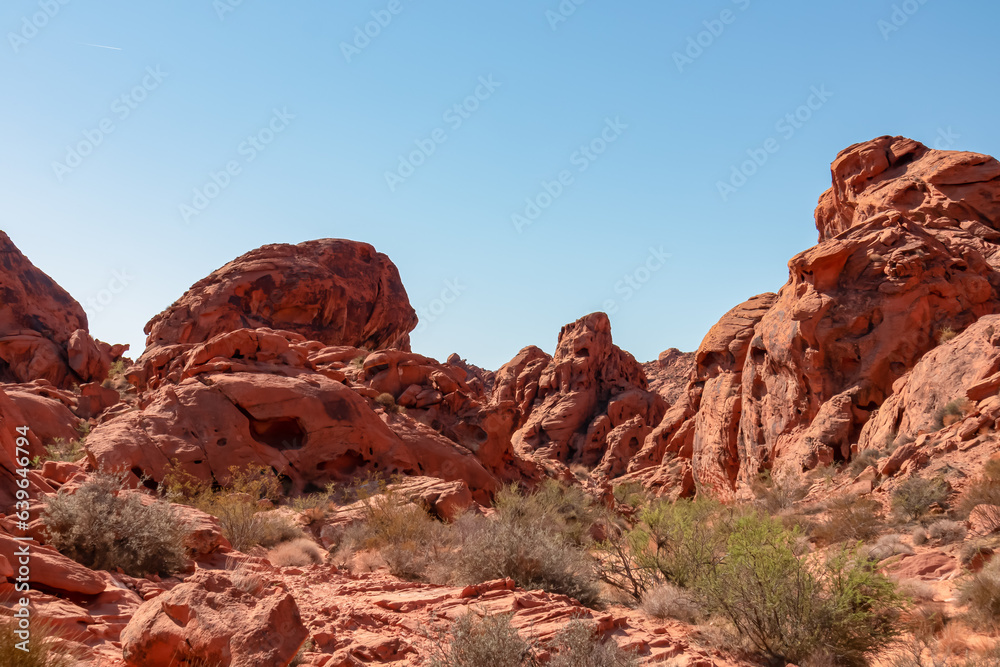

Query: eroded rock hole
left=249, top=416, right=306, bottom=451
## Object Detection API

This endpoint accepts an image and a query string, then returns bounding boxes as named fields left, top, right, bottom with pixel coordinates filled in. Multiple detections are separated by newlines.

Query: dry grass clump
left=42, top=437, right=85, bottom=463
left=268, top=538, right=325, bottom=567
left=960, top=557, right=1000, bottom=628
left=848, top=448, right=882, bottom=476
left=892, top=476, right=950, bottom=522
left=640, top=583, right=702, bottom=624
left=226, top=555, right=267, bottom=595
left=752, top=469, right=808, bottom=513
left=935, top=398, right=974, bottom=430
left=43, top=470, right=188, bottom=577
left=913, top=526, right=930, bottom=546
left=928, top=519, right=967, bottom=545
left=428, top=615, right=637, bottom=667
left=327, top=486, right=451, bottom=580
left=959, top=459, right=1000, bottom=519
left=547, top=620, right=638, bottom=667
left=937, top=327, right=958, bottom=344
left=961, top=540, right=998, bottom=569
left=375, top=392, right=404, bottom=413
left=812, top=495, right=884, bottom=545
left=429, top=613, right=536, bottom=667
left=162, top=463, right=304, bottom=552
left=0, top=619, right=77, bottom=667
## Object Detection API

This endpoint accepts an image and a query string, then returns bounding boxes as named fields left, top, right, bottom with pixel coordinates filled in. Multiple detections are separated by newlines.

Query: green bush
left=697, top=513, right=903, bottom=666
left=596, top=497, right=727, bottom=600
left=43, top=471, right=189, bottom=577
left=891, top=476, right=949, bottom=522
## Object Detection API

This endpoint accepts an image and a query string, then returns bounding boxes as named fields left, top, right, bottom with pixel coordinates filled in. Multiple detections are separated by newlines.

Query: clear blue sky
left=2, top=1, right=997, bottom=370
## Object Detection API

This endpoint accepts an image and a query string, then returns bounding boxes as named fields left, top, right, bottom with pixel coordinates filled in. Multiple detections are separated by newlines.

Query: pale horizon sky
left=2, top=1, right=998, bottom=370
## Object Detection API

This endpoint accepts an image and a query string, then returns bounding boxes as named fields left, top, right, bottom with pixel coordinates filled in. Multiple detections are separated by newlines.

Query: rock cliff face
left=504, top=313, right=666, bottom=478
left=0, top=231, right=116, bottom=387
left=629, top=136, right=1000, bottom=497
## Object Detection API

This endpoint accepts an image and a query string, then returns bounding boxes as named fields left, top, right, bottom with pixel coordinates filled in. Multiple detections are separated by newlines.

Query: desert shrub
left=697, top=513, right=903, bottom=666
left=226, top=556, right=267, bottom=595
left=163, top=462, right=283, bottom=505
left=937, top=327, right=958, bottom=344
left=429, top=613, right=537, bottom=667
left=162, top=463, right=297, bottom=552
left=291, top=482, right=338, bottom=523
left=928, top=519, right=967, bottom=545
left=612, top=481, right=647, bottom=510
left=960, top=558, right=1000, bottom=627
left=494, top=481, right=601, bottom=547
left=813, top=495, right=883, bottom=545
left=958, top=459, right=1000, bottom=519
left=848, top=448, right=882, bottom=476
left=0, top=619, right=77, bottom=667
left=375, top=392, right=404, bottom=413
left=456, top=484, right=600, bottom=606
left=912, top=526, right=929, bottom=546
left=207, top=497, right=304, bottom=552
left=356, top=490, right=449, bottom=579
left=596, top=498, right=729, bottom=601
left=752, top=469, right=808, bottom=512
left=457, top=512, right=599, bottom=606
left=935, top=398, right=973, bottom=429
left=547, top=620, right=638, bottom=667
left=268, top=538, right=324, bottom=567
left=635, top=497, right=728, bottom=587
left=960, top=540, right=997, bottom=569
left=42, top=438, right=85, bottom=463
left=864, top=534, right=915, bottom=562
left=43, top=470, right=188, bottom=577
left=892, top=476, right=950, bottom=522
left=640, top=583, right=702, bottom=623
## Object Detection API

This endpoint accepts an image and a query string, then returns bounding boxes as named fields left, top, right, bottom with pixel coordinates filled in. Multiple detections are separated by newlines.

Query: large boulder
left=815, top=135, right=1000, bottom=242
left=140, top=239, right=417, bottom=362
left=121, top=570, right=308, bottom=667
left=0, top=231, right=111, bottom=387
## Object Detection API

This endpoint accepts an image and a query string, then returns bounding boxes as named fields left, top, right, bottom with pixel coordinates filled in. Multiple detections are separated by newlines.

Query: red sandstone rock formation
left=632, top=137, right=1000, bottom=498
left=504, top=313, right=666, bottom=478
left=642, top=348, right=695, bottom=405
left=140, top=239, right=417, bottom=363
left=0, top=231, right=116, bottom=387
